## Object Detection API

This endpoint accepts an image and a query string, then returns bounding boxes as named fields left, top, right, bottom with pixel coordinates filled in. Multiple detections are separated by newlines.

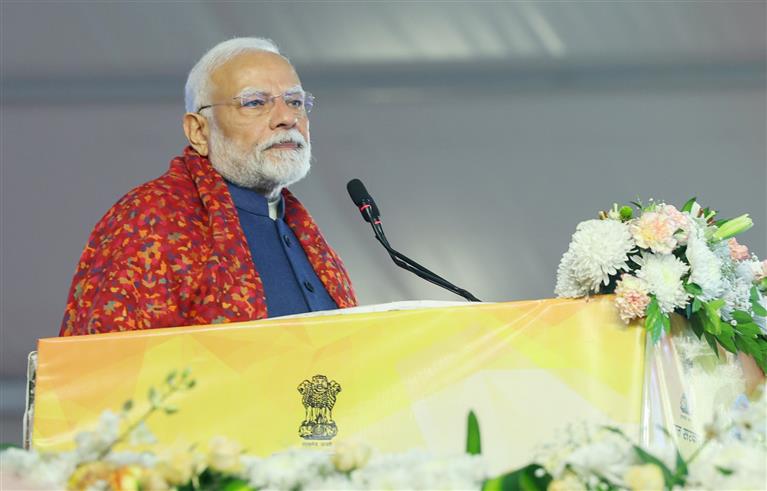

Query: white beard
left=208, top=126, right=311, bottom=199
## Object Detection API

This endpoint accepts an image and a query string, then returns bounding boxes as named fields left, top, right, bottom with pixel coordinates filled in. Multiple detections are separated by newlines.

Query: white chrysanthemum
left=555, top=220, right=635, bottom=296
left=555, top=250, right=590, bottom=298
left=635, top=252, right=690, bottom=313
left=74, top=410, right=122, bottom=462
left=686, top=441, right=767, bottom=490
left=564, top=432, right=635, bottom=486
left=0, top=448, right=76, bottom=488
left=686, top=232, right=724, bottom=301
left=720, top=276, right=753, bottom=321
left=735, top=258, right=763, bottom=285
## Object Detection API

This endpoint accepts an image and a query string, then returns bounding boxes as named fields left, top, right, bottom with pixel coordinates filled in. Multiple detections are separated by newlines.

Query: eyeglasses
left=196, top=90, right=314, bottom=116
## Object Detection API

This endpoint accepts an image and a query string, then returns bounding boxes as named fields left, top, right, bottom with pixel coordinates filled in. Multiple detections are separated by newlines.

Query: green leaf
left=148, top=387, right=160, bottom=408
left=703, top=332, right=720, bottom=358
left=645, top=296, right=667, bottom=343
left=716, top=326, right=737, bottom=354
left=674, top=449, right=689, bottom=484
left=736, top=322, right=762, bottom=338
left=466, top=410, right=482, bottom=455
left=633, top=447, right=678, bottom=488
left=716, top=466, right=735, bottom=476
left=482, top=464, right=552, bottom=491
left=734, top=336, right=767, bottom=372
left=750, top=287, right=767, bottom=316
left=220, top=478, right=254, bottom=491
left=732, top=310, right=754, bottom=324
left=702, top=300, right=723, bottom=336
left=681, top=197, right=697, bottom=213
left=163, top=405, right=179, bottom=415
left=166, top=370, right=178, bottom=385
left=692, top=298, right=702, bottom=314
left=684, top=283, right=703, bottom=295
left=122, top=399, right=133, bottom=413
left=689, top=313, right=704, bottom=338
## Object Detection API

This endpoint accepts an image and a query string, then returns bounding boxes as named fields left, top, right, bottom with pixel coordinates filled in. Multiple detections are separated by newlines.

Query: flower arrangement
left=1, top=367, right=764, bottom=490
left=487, top=390, right=766, bottom=491
left=0, top=369, right=486, bottom=490
left=555, top=198, right=767, bottom=371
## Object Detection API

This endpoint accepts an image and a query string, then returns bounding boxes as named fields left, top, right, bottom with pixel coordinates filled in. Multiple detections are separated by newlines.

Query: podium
left=27, top=297, right=754, bottom=475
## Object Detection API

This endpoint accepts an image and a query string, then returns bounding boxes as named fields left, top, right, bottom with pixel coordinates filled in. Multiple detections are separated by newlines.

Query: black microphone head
left=347, top=178, right=380, bottom=222
left=346, top=179, right=369, bottom=207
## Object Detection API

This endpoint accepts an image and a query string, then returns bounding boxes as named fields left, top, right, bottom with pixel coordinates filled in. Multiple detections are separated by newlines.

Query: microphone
left=346, top=178, right=481, bottom=302
left=347, top=179, right=380, bottom=224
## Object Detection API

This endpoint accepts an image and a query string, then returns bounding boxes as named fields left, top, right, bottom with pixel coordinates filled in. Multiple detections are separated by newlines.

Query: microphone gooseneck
left=346, top=178, right=481, bottom=302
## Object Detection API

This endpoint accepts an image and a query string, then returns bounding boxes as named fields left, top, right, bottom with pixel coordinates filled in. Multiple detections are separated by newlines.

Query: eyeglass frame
left=196, top=89, right=315, bottom=116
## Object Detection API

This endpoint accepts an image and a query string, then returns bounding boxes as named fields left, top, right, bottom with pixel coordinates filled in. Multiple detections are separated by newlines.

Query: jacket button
left=283, top=234, right=291, bottom=247
left=303, top=281, right=315, bottom=293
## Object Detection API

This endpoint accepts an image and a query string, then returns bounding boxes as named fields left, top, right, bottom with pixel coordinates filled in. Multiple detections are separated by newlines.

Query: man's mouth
left=267, top=141, right=301, bottom=150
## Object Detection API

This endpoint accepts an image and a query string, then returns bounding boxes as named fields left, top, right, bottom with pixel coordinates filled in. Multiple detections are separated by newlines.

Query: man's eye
left=287, top=98, right=304, bottom=108
left=242, top=98, right=267, bottom=107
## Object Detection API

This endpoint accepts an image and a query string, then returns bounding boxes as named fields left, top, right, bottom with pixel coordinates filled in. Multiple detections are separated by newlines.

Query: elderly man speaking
left=59, top=38, right=357, bottom=336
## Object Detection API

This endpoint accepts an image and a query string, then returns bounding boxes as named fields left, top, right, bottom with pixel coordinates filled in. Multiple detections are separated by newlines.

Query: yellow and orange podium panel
left=33, top=297, right=645, bottom=474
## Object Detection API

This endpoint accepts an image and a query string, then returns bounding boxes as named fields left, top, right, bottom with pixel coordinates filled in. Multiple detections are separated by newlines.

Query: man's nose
left=269, top=98, right=299, bottom=130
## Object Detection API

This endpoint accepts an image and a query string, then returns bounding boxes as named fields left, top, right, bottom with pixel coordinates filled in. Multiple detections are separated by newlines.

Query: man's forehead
left=211, top=51, right=301, bottom=97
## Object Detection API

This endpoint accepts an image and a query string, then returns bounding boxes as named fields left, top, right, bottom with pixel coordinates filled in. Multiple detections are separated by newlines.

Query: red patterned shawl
left=60, top=147, right=357, bottom=336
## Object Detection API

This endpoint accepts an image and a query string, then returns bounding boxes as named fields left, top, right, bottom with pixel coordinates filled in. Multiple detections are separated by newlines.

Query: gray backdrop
left=1, top=1, right=765, bottom=445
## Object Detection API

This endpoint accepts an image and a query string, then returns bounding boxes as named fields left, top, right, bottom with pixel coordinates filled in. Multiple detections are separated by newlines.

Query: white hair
left=184, top=37, right=283, bottom=113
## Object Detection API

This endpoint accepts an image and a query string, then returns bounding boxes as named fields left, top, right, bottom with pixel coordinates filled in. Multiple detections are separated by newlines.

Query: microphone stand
left=359, top=206, right=481, bottom=303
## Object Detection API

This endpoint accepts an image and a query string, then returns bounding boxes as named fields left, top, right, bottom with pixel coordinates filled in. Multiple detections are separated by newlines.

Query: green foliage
left=684, top=282, right=703, bottom=296
left=645, top=296, right=670, bottom=343
left=466, top=410, right=482, bottom=456
left=178, top=470, right=255, bottom=491
left=681, top=197, right=697, bottom=213
left=751, top=286, right=767, bottom=317
left=99, top=368, right=197, bottom=460
left=684, top=299, right=767, bottom=372
left=606, top=426, right=688, bottom=489
left=482, top=464, right=552, bottom=491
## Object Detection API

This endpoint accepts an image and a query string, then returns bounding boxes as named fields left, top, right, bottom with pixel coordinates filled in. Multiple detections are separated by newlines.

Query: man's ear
left=183, top=112, right=210, bottom=156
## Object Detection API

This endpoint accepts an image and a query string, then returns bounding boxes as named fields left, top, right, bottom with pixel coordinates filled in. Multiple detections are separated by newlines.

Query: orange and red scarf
left=60, top=147, right=356, bottom=336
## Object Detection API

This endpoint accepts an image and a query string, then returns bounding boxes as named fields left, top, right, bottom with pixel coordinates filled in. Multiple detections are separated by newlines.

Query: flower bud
left=713, top=214, right=753, bottom=241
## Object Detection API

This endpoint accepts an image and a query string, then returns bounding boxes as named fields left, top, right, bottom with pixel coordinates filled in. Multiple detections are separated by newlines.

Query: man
left=60, top=38, right=357, bottom=336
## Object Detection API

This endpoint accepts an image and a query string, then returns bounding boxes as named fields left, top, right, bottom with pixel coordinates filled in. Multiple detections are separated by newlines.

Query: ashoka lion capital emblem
left=298, top=375, right=341, bottom=440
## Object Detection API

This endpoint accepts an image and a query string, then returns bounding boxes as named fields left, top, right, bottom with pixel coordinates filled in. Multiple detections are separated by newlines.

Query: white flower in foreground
left=351, top=450, right=486, bottom=490
left=242, top=449, right=333, bottom=491
left=208, top=436, right=243, bottom=473
left=685, top=232, right=724, bottom=301
left=0, top=448, right=75, bottom=488
left=332, top=440, right=372, bottom=473
left=623, top=464, right=664, bottom=491
left=564, top=431, right=635, bottom=485
left=555, top=219, right=635, bottom=296
left=635, top=252, right=690, bottom=313
left=686, top=441, right=767, bottom=490
left=74, top=410, right=122, bottom=461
